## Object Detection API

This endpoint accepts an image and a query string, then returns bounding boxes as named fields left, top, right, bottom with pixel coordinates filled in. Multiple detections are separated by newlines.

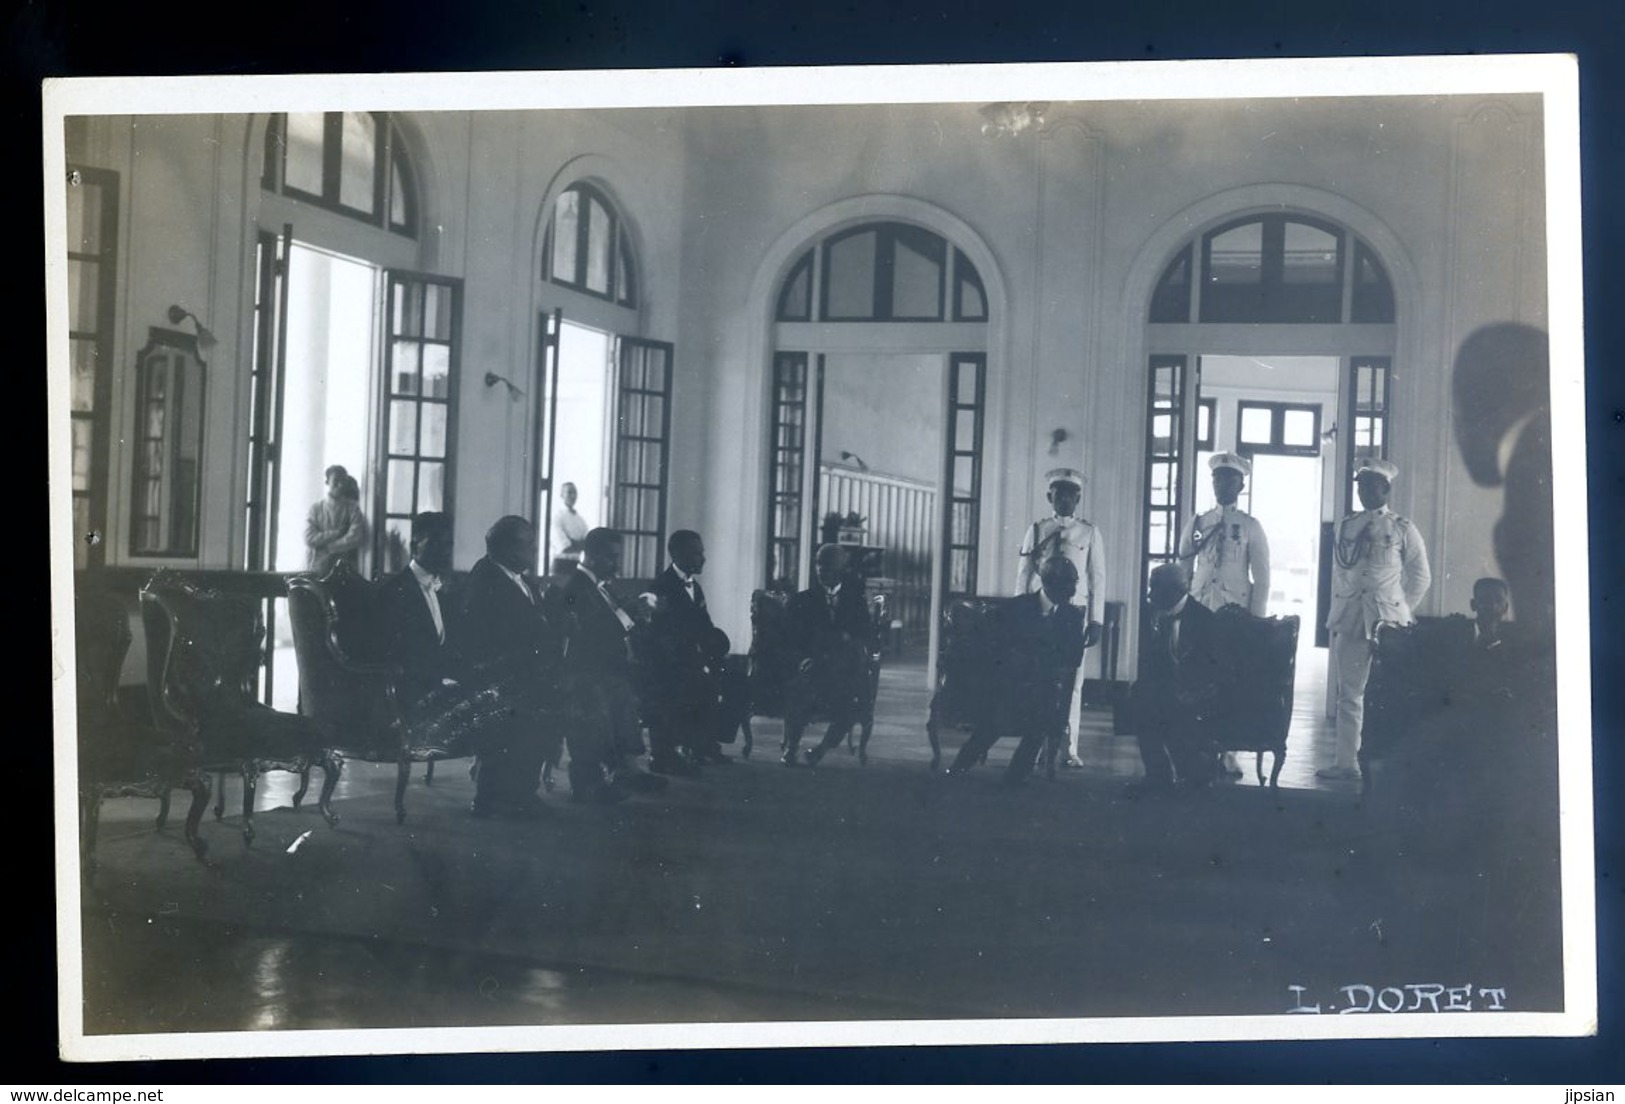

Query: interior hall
left=56, top=94, right=1565, bottom=1044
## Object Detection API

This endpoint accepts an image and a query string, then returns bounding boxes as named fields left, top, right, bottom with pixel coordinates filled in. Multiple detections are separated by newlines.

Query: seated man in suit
left=455, top=515, right=565, bottom=818
left=784, top=543, right=879, bottom=768
left=546, top=526, right=658, bottom=802
left=374, top=511, right=529, bottom=816
left=945, top=556, right=1087, bottom=784
left=1127, top=561, right=1227, bottom=793
left=640, top=529, right=731, bottom=774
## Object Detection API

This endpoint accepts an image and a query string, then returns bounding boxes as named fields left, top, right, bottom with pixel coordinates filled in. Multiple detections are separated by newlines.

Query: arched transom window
left=542, top=182, right=638, bottom=307
left=776, top=221, right=988, bottom=323
left=1149, top=214, right=1394, bottom=325
left=262, top=112, right=418, bottom=238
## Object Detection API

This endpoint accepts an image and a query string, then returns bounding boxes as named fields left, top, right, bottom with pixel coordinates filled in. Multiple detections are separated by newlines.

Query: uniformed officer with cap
left=1017, top=467, right=1105, bottom=769
left=1319, top=457, right=1432, bottom=781
left=1178, top=452, right=1272, bottom=618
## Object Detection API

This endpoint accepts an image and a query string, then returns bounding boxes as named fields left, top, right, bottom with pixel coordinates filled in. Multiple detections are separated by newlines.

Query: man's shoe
left=803, top=748, right=823, bottom=767
left=781, top=751, right=802, bottom=768
left=1060, top=755, right=1084, bottom=769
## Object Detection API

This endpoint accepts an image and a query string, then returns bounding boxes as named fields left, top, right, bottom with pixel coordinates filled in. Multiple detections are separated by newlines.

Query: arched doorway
left=764, top=215, right=994, bottom=686
left=1138, top=206, right=1402, bottom=732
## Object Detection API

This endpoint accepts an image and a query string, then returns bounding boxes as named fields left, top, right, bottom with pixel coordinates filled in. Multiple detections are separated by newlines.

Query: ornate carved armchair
left=1359, top=614, right=1476, bottom=794
left=745, top=587, right=887, bottom=764
left=75, top=585, right=211, bottom=867
left=1201, top=605, right=1300, bottom=788
left=286, top=562, right=514, bottom=823
left=924, top=597, right=1012, bottom=771
left=140, top=570, right=340, bottom=845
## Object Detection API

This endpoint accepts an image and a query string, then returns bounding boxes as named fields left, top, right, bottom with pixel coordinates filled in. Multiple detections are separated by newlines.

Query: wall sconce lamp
left=166, top=304, right=218, bottom=352
left=1048, top=427, right=1070, bottom=456
left=484, top=371, right=525, bottom=401
left=838, top=450, right=869, bottom=471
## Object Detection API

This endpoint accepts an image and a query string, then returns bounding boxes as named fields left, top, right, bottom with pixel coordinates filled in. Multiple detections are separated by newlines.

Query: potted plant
left=820, top=511, right=868, bottom=546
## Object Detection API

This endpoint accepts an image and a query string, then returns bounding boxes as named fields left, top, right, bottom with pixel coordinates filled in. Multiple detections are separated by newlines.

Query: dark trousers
left=472, top=715, right=550, bottom=810
left=949, top=697, right=1063, bottom=781
left=783, top=667, right=862, bottom=755
left=1129, top=679, right=1218, bottom=786
left=647, top=694, right=721, bottom=765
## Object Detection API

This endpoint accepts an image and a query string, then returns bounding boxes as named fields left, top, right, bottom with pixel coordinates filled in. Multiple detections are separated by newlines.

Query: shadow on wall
left=1451, top=322, right=1554, bottom=640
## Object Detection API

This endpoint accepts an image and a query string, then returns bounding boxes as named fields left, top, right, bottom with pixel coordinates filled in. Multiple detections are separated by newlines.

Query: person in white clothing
left=1178, top=451, right=1272, bottom=779
left=1319, top=457, right=1432, bottom=781
left=550, top=481, right=590, bottom=571
left=1179, top=452, right=1271, bottom=618
left=1016, top=467, right=1105, bottom=771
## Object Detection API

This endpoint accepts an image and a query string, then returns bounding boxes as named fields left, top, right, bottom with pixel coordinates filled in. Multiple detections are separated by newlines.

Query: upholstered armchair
left=286, top=562, right=514, bottom=823
left=745, top=588, right=888, bottom=764
left=924, top=597, right=1009, bottom=771
left=75, top=585, right=210, bottom=867
left=1200, top=605, right=1299, bottom=788
left=140, top=570, right=341, bottom=845
left=1360, top=614, right=1477, bottom=795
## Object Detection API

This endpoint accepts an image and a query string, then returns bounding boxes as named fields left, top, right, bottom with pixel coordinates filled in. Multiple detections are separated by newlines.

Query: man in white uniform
left=550, top=481, right=589, bottom=572
left=1179, top=452, right=1271, bottom=617
left=1016, top=468, right=1105, bottom=770
left=1178, top=451, right=1271, bottom=777
left=1320, top=458, right=1432, bottom=781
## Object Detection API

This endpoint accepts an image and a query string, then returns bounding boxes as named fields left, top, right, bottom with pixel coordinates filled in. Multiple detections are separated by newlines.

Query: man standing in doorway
left=1178, top=451, right=1271, bottom=778
left=550, top=481, right=589, bottom=573
left=1016, top=468, right=1105, bottom=771
left=1320, top=458, right=1431, bottom=782
left=1179, top=452, right=1272, bottom=617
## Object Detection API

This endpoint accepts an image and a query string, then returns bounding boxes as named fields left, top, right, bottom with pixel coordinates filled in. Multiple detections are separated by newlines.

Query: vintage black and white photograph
left=45, top=57, right=1592, bottom=1060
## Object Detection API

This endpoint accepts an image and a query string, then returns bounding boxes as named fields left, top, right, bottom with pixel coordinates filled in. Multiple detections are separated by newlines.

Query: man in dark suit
left=374, top=510, right=464, bottom=703
left=374, top=511, right=532, bottom=816
left=783, top=543, right=879, bottom=768
left=945, top=556, right=1087, bottom=784
left=455, top=515, right=564, bottom=818
left=640, top=529, right=731, bottom=774
left=545, top=526, right=648, bottom=802
left=1128, top=561, right=1226, bottom=792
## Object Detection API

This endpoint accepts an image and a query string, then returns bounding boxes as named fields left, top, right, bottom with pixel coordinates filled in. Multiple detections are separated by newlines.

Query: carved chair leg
left=318, top=754, right=343, bottom=827
left=424, top=760, right=436, bottom=787
left=395, top=759, right=411, bottom=824
left=292, top=764, right=312, bottom=810
left=183, top=775, right=210, bottom=861
left=240, top=766, right=259, bottom=847
left=155, top=791, right=172, bottom=830
left=740, top=717, right=754, bottom=760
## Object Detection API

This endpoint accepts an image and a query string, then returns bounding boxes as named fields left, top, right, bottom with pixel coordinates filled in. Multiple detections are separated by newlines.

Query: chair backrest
left=286, top=562, right=384, bottom=731
left=74, top=585, right=132, bottom=727
left=933, top=596, right=1021, bottom=726
left=1206, top=605, right=1300, bottom=746
left=747, top=589, right=797, bottom=705
left=139, top=570, right=265, bottom=736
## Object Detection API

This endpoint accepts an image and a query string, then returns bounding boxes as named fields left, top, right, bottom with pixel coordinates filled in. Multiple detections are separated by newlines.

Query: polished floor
left=73, top=641, right=1561, bottom=1043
